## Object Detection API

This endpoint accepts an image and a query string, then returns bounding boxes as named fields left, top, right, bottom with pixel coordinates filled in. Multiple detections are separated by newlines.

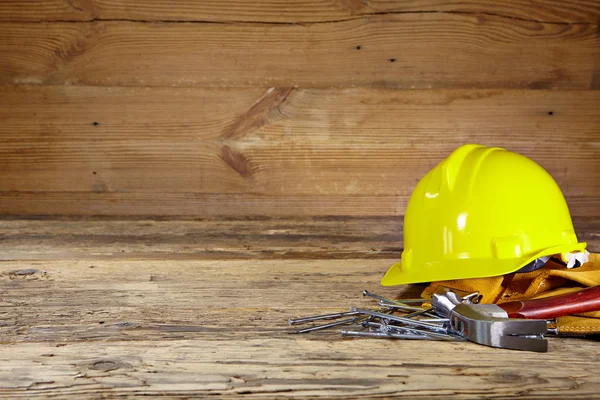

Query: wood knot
left=221, top=145, right=251, bottom=178
left=53, top=31, right=90, bottom=62
left=89, top=360, right=126, bottom=371
left=224, top=87, right=293, bottom=140
left=6, top=269, right=48, bottom=280
left=9, top=268, right=39, bottom=276
left=339, top=0, right=368, bottom=12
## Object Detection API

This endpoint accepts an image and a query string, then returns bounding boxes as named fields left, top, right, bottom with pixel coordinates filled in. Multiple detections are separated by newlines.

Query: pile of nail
left=288, top=290, right=478, bottom=341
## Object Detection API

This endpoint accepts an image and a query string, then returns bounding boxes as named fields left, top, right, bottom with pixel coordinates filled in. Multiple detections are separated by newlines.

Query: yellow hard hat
left=381, top=144, right=586, bottom=286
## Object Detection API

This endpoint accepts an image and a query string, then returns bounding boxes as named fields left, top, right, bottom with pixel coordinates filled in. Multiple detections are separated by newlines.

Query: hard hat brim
left=381, top=242, right=587, bottom=286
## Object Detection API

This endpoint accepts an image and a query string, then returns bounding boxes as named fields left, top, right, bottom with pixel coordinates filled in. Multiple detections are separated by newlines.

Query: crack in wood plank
left=0, top=10, right=596, bottom=25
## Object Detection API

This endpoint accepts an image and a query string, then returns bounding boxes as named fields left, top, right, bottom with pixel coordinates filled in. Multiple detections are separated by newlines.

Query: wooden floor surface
left=1, top=217, right=600, bottom=398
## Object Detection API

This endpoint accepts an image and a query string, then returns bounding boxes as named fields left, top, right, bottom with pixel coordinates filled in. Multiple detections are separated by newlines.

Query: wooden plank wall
left=0, top=0, right=599, bottom=217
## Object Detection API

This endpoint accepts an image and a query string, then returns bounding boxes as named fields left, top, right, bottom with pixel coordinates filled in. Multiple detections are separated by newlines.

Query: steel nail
left=342, top=330, right=432, bottom=340
left=362, top=321, right=424, bottom=333
left=288, top=311, right=360, bottom=326
left=377, top=301, right=425, bottom=312
left=293, top=316, right=362, bottom=334
left=351, top=308, right=449, bottom=333
left=362, top=290, right=393, bottom=302
left=364, top=306, right=395, bottom=323
left=341, top=330, right=460, bottom=341
left=380, top=299, right=432, bottom=303
left=362, top=321, right=455, bottom=339
left=363, top=290, right=430, bottom=305
left=403, top=307, right=440, bottom=319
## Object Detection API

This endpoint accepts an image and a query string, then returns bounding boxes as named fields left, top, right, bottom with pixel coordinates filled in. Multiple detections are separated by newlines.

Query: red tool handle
left=498, top=286, right=600, bottom=319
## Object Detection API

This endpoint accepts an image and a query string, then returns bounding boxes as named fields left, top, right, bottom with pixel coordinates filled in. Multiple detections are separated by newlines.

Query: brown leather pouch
left=421, top=254, right=600, bottom=335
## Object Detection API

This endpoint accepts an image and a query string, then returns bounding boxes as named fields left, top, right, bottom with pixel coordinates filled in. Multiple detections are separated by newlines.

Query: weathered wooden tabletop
left=1, top=217, right=599, bottom=398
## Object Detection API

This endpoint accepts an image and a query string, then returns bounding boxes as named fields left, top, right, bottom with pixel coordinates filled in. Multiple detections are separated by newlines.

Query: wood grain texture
left=1, top=238, right=600, bottom=398
left=1, top=86, right=598, bottom=216
left=1, top=14, right=598, bottom=88
left=0, top=216, right=598, bottom=261
left=1, top=0, right=598, bottom=23
left=0, top=216, right=403, bottom=261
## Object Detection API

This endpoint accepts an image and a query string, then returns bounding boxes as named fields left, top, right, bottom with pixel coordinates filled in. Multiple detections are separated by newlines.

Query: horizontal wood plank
left=0, top=192, right=412, bottom=217
left=0, top=216, right=403, bottom=261
left=2, top=192, right=599, bottom=218
left=2, top=338, right=600, bottom=398
left=0, top=216, right=597, bottom=261
left=0, top=14, right=597, bottom=88
left=0, top=86, right=598, bottom=216
left=1, top=0, right=598, bottom=23
left=1, top=255, right=600, bottom=398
